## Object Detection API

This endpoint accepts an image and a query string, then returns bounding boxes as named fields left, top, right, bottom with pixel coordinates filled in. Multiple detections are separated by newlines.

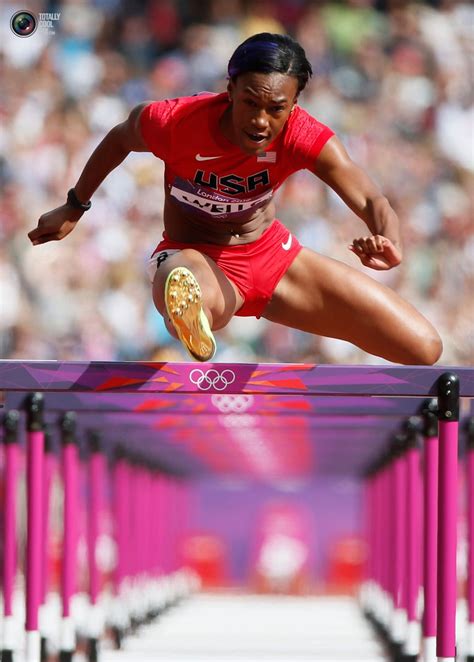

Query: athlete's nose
left=252, top=110, right=269, bottom=129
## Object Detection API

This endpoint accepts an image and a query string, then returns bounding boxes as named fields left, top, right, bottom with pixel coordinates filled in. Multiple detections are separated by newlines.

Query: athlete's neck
left=218, top=104, right=238, bottom=147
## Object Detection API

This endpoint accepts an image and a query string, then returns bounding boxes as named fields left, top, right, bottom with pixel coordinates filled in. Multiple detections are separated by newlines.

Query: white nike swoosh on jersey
left=195, top=154, right=222, bottom=161
left=282, top=234, right=293, bottom=250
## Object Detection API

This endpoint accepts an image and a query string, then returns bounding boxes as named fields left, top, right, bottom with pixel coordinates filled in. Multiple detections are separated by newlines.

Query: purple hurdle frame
left=59, top=413, right=79, bottom=662
left=2, top=411, right=20, bottom=662
left=25, top=394, right=45, bottom=662
left=0, top=361, right=471, bottom=660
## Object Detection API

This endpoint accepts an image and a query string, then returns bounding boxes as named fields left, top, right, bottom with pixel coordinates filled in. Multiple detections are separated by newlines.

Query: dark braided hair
left=228, top=33, right=312, bottom=94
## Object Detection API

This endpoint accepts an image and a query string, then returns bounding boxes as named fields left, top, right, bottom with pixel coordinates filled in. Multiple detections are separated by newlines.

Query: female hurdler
left=29, top=33, right=442, bottom=365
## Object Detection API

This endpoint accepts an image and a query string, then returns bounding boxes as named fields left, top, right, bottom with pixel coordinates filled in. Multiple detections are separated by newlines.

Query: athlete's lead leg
left=262, top=247, right=442, bottom=365
left=151, top=249, right=244, bottom=361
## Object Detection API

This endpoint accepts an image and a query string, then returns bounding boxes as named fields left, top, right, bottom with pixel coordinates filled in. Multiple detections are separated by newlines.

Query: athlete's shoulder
left=286, top=105, right=333, bottom=137
left=140, top=92, right=227, bottom=159
left=145, top=92, right=226, bottom=121
left=282, top=105, right=335, bottom=165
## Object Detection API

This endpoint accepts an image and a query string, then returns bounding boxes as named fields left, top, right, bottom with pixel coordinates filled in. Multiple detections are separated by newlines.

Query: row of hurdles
left=0, top=361, right=473, bottom=661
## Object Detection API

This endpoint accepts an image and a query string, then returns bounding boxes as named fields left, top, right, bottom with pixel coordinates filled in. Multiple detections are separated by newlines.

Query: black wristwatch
left=67, top=188, right=92, bottom=211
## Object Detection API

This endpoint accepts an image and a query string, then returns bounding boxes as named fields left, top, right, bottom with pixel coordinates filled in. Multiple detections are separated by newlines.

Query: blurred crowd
left=0, top=0, right=472, bottom=365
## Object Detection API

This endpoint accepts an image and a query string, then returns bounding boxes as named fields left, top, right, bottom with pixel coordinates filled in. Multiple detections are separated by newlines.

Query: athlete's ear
left=227, top=79, right=235, bottom=102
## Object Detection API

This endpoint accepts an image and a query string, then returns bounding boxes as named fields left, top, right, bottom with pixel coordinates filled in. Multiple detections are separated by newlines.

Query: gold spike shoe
left=164, top=267, right=216, bottom=362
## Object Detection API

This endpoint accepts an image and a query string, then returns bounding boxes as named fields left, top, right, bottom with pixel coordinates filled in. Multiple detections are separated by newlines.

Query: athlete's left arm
left=311, top=135, right=402, bottom=270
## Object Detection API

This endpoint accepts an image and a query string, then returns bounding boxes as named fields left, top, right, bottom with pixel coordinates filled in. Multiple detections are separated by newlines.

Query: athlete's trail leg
left=263, top=248, right=442, bottom=365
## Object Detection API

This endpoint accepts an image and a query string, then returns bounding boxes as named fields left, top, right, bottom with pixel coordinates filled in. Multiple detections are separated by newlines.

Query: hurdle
left=2, top=410, right=19, bottom=662
left=1, top=361, right=473, bottom=661
left=86, top=430, right=105, bottom=662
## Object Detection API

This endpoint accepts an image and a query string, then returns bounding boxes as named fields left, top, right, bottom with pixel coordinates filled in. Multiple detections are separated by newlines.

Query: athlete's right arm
left=28, top=103, right=150, bottom=245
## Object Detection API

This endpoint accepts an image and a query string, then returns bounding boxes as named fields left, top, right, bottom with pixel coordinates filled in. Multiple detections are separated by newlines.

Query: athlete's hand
left=28, top=204, right=83, bottom=245
left=349, top=235, right=402, bottom=270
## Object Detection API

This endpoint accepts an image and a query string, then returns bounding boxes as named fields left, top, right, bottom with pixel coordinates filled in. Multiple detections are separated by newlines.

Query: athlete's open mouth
left=244, top=131, right=270, bottom=144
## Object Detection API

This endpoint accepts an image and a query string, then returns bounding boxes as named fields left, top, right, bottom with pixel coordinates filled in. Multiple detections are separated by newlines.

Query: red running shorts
left=148, top=219, right=302, bottom=318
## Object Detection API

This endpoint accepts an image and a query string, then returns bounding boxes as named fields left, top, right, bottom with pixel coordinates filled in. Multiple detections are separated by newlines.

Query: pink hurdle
left=436, top=374, right=460, bottom=662
left=362, top=374, right=462, bottom=662
left=25, top=394, right=45, bottom=662
left=466, top=417, right=474, bottom=662
left=422, top=401, right=439, bottom=662
left=59, top=413, right=79, bottom=662
left=86, top=430, right=105, bottom=662
left=404, top=418, right=422, bottom=660
left=40, top=426, right=56, bottom=662
left=0, top=363, right=469, bottom=661
left=2, top=411, right=20, bottom=662
left=391, top=434, right=408, bottom=654
left=110, top=445, right=130, bottom=648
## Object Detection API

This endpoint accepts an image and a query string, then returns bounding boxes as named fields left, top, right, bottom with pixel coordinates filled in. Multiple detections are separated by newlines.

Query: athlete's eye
left=271, top=106, right=285, bottom=113
left=244, top=98, right=258, bottom=108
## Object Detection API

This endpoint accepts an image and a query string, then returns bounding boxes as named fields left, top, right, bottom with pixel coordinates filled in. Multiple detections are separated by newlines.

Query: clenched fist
left=28, top=204, right=83, bottom=245
left=349, top=235, right=402, bottom=270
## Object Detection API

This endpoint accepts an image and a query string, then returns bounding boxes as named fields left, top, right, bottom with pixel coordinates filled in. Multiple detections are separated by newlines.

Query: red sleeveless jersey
left=139, top=92, right=334, bottom=222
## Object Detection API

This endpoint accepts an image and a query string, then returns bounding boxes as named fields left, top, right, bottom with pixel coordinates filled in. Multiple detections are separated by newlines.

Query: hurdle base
left=365, top=611, right=391, bottom=646
left=1, top=650, right=14, bottom=662
left=87, top=637, right=98, bottom=662
left=111, top=626, right=122, bottom=650
left=40, top=636, right=48, bottom=662
left=130, top=615, right=141, bottom=632
left=390, top=641, right=405, bottom=662
left=59, top=651, right=73, bottom=662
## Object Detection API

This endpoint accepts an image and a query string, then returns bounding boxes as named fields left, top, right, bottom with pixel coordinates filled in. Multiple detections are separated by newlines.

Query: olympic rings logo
left=211, top=394, right=254, bottom=413
left=189, top=368, right=236, bottom=391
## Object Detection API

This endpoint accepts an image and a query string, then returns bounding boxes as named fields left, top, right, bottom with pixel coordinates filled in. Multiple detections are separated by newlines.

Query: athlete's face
left=225, top=72, right=299, bottom=155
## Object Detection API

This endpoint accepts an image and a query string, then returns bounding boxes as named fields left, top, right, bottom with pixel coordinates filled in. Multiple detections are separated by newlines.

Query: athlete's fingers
left=367, top=235, right=384, bottom=252
left=351, top=238, right=366, bottom=253
left=353, top=236, right=386, bottom=254
left=374, top=235, right=385, bottom=251
left=28, top=226, right=49, bottom=242
left=30, top=233, right=61, bottom=245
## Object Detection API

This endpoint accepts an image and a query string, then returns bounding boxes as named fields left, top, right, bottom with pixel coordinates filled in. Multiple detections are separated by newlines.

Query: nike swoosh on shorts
left=195, top=154, right=222, bottom=161
left=282, top=234, right=293, bottom=251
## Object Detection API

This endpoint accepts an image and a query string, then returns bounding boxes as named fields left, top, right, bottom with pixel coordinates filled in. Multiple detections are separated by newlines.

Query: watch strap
left=67, top=188, right=91, bottom=211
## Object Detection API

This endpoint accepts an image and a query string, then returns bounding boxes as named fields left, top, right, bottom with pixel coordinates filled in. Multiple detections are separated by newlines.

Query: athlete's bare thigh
left=262, top=247, right=442, bottom=365
left=152, top=248, right=244, bottom=332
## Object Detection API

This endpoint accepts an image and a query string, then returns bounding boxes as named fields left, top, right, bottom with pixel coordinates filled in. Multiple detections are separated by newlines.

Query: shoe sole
left=164, top=267, right=216, bottom=362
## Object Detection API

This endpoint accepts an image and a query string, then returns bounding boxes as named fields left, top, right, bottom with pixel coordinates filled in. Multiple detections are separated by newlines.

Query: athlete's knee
left=419, top=331, right=443, bottom=365
left=162, top=248, right=208, bottom=279
left=152, top=250, right=205, bottom=304
left=410, top=327, right=443, bottom=365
